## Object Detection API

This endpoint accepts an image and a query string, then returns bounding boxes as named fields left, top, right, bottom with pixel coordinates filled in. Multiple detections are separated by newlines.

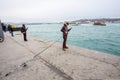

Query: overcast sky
left=0, top=0, right=120, bottom=23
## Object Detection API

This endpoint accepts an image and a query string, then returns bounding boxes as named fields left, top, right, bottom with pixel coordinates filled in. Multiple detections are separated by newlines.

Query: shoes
left=65, top=46, right=68, bottom=49
left=63, top=48, right=66, bottom=51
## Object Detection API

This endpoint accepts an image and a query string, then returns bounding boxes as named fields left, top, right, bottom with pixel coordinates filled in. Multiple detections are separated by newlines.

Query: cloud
left=0, top=0, right=120, bottom=22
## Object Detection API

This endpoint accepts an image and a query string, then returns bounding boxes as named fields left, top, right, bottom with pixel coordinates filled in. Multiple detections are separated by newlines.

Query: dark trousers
left=11, top=31, right=14, bottom=37
left=63, top=35, right=67, bottom=48
left=23, top=33, right=27, bottom=41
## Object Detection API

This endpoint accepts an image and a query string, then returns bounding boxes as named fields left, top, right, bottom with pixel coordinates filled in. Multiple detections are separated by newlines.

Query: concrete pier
left=0, top=32, right=120, bottom=80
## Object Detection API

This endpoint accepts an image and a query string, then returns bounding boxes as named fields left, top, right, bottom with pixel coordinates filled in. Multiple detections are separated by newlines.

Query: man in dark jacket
left=21, top=24, right=28, bottom=41
left=61, top=22, right=72, bottom=51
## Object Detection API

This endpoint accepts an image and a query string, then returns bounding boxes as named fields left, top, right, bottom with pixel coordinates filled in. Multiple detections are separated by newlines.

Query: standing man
left=10, top=24, right=14, bottom=37
left=61, top=22, right=72, bottom=51
left=21, top=24, right=28, bottom=41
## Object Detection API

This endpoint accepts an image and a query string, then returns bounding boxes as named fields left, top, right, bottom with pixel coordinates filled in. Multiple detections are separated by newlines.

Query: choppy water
left=27, top=23, right=120, bottom=56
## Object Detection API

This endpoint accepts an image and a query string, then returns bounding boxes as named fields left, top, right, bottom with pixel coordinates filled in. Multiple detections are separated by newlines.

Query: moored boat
left=93, top=22, right=106, bottom=26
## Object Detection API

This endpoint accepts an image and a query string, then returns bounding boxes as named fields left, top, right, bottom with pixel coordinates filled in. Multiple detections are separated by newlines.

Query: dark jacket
left=61, top=25, right=71, bottom=36
left=21, top=27, right=27, bottom=33
left=10, top=26, right=13, bottom=32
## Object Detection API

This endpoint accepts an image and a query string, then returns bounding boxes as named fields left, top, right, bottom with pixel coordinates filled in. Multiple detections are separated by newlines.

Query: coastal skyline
left=0, top=0, right=120, bottom=23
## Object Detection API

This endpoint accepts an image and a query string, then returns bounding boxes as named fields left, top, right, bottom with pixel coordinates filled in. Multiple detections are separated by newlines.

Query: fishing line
left=34, top=36, right=62, bottom=58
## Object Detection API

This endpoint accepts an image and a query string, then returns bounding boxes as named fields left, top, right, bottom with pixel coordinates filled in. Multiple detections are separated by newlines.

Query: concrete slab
left=0, top=32, right=120, bottom=80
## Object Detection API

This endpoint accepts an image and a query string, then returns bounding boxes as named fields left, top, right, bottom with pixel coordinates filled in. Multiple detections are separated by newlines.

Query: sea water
left=27, top=23, right=120, bottom=56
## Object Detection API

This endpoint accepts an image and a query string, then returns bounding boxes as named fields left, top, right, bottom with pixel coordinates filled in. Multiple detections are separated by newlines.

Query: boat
left=7, top=25, right=22, bottom=31
left=70, top=22, right=81, bottom=26
left=12, top=26, right=22, bottom=31
left=93, top=21, right=106, bottom=26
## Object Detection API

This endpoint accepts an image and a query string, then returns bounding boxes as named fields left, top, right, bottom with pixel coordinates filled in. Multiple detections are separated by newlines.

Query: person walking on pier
left=61, top=22, right=72, bottom=51
left=21, top=24, right=28, bottom=41
left=10, top=24, right=14, bottom=37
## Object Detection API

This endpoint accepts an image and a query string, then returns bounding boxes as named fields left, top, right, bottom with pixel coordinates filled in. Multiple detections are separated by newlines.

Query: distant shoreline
left=3, top=18, right=120, bottom=25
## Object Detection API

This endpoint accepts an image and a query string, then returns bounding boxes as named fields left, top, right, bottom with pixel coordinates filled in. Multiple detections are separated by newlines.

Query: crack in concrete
left=4, top=35, right=74, bottom=80
left=38, top=56, right=73, bottom=80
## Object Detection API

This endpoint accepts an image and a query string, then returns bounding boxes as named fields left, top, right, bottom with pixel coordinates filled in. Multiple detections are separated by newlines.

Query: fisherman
left=21, top=24, right=28, bottom=41
left=61, top=22, right=72, bottom=51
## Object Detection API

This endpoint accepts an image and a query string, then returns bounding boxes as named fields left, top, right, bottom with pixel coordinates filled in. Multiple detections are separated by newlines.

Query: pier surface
left=0, top=32, right=120, bottom=80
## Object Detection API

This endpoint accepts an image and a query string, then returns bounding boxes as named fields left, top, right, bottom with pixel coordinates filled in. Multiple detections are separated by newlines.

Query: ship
left=93, top=21, right=106, bottom=26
